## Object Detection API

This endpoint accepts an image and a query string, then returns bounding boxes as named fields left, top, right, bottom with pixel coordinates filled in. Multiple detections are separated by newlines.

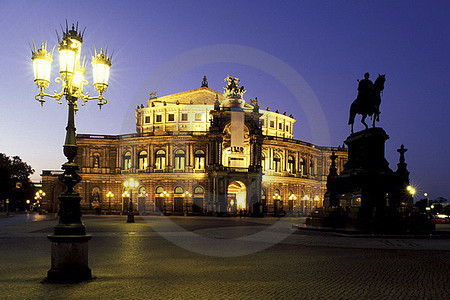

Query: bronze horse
left=348, top=74, right=386, bottom=133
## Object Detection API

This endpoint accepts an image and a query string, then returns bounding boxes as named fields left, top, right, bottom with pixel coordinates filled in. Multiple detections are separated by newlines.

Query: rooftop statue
left=223, top=75, right=246, bottom=100
left=348, top=73, right=386, bottom=133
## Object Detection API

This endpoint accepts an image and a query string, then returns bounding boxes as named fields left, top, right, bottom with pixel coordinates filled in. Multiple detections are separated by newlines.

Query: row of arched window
left=261, top=153, right=315, bottom=175
left=92, top=149, right=315, bottom=175
left=122, top=149, right=206, bottom=171
left=155, top=186, right=205, bottom=195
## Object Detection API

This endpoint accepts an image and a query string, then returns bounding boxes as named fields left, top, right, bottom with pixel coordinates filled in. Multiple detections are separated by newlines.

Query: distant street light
left=31, top=22, right=112, bottom=283
left=123, top=179, right=139, bottom=223
left=106, top=191, right=114, bottom=214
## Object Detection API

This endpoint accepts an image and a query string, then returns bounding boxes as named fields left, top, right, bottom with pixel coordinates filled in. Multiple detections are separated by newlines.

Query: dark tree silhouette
left=0, top=153, right=35, bottom=211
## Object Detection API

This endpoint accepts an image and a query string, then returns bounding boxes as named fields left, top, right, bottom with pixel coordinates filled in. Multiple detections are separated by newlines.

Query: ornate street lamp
left=31, top=22, right=112, bottom=283
left=106, top=191, right=114, bottom=214
left=123, top=178, right=139, bottom=223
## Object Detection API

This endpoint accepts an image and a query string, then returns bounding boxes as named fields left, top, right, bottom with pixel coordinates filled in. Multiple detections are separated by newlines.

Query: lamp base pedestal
left=46, top=235, right=92, bottom=283
left=127, top=213, right=135, bottom=223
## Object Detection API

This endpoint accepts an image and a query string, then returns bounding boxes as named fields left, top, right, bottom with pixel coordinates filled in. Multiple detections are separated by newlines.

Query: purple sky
left=0, top=1, right=448, bottom=199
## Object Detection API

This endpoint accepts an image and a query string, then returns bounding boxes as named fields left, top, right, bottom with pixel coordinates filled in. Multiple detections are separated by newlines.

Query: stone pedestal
left=47, top=235, right=92, bottom=282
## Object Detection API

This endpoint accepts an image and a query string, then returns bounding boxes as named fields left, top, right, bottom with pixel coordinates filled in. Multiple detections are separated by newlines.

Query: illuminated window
left=93, top=153, right=100, bottom=168
left=181, top=113, right=188, bottom=121
left=288, top=155, right=295, bottom=173
left=138, top=151, right=148, bottom=169
left=174, top=186, right=184, bottom=194
left=155, top=186, right=164, bottom=194
left=139, top=186, right=147, bottom=196
left=194, top=150, right=205, bottom=170
left=299, top=157, right=305, bottom=175
left=168, top=114, right=175, bottom=122
left=145, top=116, right=150, bottom=123
left=155, top=115, right=162, bottom=123
left=194, top=186, right=204, bottom=194
left=273, top=153, right=281, bottom=172
left=174, top=149, right=186, bottom=170
left=195, top=113, right=202, bottom=121
left=155, top=150, right=166, bottom=169
left=123, top=151, right=131, bottom=170
left=270, top=120, right=275, bottom=128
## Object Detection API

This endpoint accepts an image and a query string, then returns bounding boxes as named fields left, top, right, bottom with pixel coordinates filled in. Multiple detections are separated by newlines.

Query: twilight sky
left=0, top=1, right=448, bottom=199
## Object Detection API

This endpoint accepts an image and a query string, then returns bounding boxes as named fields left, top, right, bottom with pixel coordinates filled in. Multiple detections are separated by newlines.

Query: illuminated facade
left=41, top=76, right=347, bottom=216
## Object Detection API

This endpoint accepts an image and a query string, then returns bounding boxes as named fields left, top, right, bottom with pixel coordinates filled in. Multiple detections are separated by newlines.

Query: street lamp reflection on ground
left=123, top=179, right=139, bottom=223
left=31, top=22, right=112, bottom=283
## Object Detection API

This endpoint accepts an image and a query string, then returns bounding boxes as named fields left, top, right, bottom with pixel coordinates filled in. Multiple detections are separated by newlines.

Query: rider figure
left=357, top=72, right=373, bottom=101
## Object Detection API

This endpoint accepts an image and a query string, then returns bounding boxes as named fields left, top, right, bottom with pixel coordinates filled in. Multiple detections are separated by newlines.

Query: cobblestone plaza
left=0, top=214, right=449, bottom=299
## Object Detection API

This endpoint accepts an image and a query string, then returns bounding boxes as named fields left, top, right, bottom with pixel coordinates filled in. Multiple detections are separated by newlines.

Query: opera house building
left=41, top=76, right=347, bottom=216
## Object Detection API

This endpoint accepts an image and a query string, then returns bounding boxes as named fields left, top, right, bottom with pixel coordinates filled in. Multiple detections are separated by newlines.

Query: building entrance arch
left=227, top=181, right=246, bottom=213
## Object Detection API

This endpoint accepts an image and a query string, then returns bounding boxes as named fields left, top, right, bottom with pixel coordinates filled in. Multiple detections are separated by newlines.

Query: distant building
left=41, top=76, right=347, bottom=216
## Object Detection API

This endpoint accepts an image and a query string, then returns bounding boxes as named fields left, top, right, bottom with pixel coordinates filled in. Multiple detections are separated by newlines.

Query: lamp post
left=106, top=191, right=114, bottom=214
left=160, top=191, right=169, bottom=215
left=124, top=179, right=139, bottom=223
left=31, top=22, right=112, bottom=282
left=184, top=191, right=192, bottom=216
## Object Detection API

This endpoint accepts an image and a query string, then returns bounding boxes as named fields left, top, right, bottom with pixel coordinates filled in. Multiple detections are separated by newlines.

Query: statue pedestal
left=47, top=235, right=92, bottom=282
left=342, top=127, right=391, bottom=175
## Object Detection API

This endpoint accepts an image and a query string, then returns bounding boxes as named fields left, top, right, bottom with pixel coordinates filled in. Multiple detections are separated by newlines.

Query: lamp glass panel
left=72, top=68, right=85, bottom=90
left=59, top=49, right=76, bottom=74
left=33, top=57, right=52, bottom=82
left=92, top=62, right=110, bottom=86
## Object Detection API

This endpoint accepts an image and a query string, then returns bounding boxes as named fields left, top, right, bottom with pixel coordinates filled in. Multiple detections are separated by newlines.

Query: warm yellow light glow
left=92, top=49, right=112, bottom=93
left=32, top=43, right=53, bottom=88
left=407, top=185, right=416, bottom=195
left=106, top=191, right=114, bottom=198
left=58, top=44, right=76, bottom=78
left=26, top=200, right=30, bottom=204
left=124, top=178, right=139, bottom=188
left=72, top=66, right=86, bottom=91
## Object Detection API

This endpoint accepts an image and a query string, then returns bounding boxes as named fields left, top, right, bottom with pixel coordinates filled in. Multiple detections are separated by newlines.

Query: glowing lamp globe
left=92, top=49, right=112, bottom=93
left=32, top=43, right=53, bottom=89
left=58, top=40, right=77, bottom=80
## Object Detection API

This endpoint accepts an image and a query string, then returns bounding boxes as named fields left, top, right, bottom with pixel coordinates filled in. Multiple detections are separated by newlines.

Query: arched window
left=288, top=155, right=295, bottom=173
left=194, top=150, right=205, bottom=170
left=138, top=151, right=148, bottom=170
left=273, top=153, right=281, bottom=172
left=93, top=153, right=100, bottom=168
left=194, top=186, right=204, bottom=194
left=174, top=149, right=186, bottom=170
left=261, top=153, right=266, bottom=171
left=123, top=151, right=132, bottom=170
left=299, top=157, right=305, bottom=175
left=155, top=186, right=164, bottom=194
left=155, top=150, right=166, bottom=170
left=274, top=189, right=280, bottom=196
left=174, top=186, right=184, bottom=194
left=139, top=186, right=147, bottom=197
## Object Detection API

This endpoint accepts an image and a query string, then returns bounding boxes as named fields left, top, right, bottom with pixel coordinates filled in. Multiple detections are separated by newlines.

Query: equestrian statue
left=348, top=72, right=386, bottom=133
